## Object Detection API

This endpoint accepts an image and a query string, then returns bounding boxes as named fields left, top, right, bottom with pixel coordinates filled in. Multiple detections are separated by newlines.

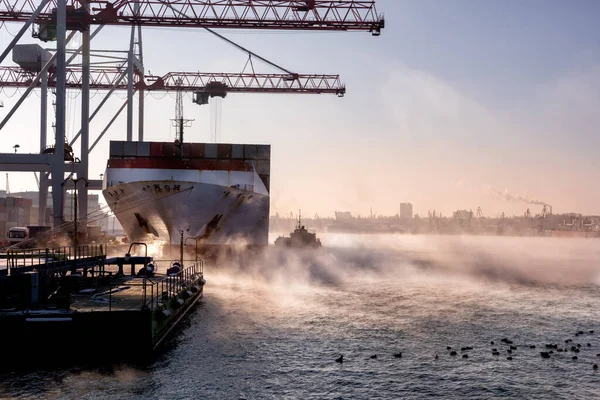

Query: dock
left=0, top=243, right=205, bottom=359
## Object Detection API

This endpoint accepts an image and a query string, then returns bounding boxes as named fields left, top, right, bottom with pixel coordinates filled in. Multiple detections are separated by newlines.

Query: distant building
left=453, top=209, right=472, bottom=220
left=6, top=190, right=102, bottom=222
left=400, top=203, right=413, bottom=219
left=335, top=211, right=353, bottom=220
left=0, top=191, right=113, bottom=232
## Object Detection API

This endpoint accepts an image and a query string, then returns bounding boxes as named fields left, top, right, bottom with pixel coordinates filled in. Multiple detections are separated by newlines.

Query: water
left=2, top=234, right=600, bottom=399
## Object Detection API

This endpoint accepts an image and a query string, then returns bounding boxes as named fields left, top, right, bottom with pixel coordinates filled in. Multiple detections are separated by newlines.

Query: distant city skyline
left=0, top=0, right=599, bottom=218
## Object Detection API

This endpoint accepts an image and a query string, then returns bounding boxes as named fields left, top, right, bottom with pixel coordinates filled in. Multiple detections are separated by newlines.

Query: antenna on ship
left=171, top=78, right=194, bottom=153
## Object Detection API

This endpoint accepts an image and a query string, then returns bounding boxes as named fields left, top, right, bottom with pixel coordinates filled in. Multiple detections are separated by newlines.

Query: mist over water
left=2, top=234, right=600, bottom=399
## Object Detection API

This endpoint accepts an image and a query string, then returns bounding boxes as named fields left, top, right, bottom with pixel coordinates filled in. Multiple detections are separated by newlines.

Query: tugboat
left=275, top=211, right=322, bottom=248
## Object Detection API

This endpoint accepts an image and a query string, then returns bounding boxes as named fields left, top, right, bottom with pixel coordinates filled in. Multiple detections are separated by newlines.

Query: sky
left=0, top=0, right=599, bottom=218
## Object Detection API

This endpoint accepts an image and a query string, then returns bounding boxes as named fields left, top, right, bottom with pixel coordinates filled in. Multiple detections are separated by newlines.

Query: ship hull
left=102, top=180, right=270, bottom=246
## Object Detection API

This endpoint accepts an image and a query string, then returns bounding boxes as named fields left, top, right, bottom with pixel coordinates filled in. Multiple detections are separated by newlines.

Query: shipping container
left=181, top=143, right=192, bottom=159
left=163, top=142, right=178, bottom=157
left=6, top=197, right=14, bottom=207
left=0, top=213, right=7, bottom=222
left=150, top=142, right=163, bottom=157
left=232, top=144, right=244, bottom=159
left=123, top=141, right=137, bottom=157
left=30, top=207, right=38, bottom=222
left=137, top=142, right=150, bottom=157
left=0, top=198, right=6, bottom=206
left=205, top=144, right=218, bottom=159
left=257, top=145, right=270, bottom=160
left=256, top=160, right=270, bottom=175
left=202, top=160, right=218, bottom=169
left=217, top=144, right=232, bottom=159
left=230, top=160, right=247, bottom=170
left=191, top=143, right=204, bottom=158
left=218, top=159, right=231, bottom=169
left=244, top=145, right=257, bottom=160
left=244, top=160, right=256, bottom=170
left=109, top=141, right=123, bottom=157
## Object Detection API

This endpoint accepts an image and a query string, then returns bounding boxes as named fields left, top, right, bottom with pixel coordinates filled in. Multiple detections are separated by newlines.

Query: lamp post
left=62, top=176, right=89, bottom=255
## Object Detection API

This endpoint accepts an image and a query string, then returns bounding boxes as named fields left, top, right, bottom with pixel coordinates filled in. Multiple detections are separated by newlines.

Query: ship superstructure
left=275, top=211, right=322, bottom=248
left=102, top=140, right=271, bottom=247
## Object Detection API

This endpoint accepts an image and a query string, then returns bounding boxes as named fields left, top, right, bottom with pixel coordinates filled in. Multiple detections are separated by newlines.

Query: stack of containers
left=108, top=141, right=271, bottom=193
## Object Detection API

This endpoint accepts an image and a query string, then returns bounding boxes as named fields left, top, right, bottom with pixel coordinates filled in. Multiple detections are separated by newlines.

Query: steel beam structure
left=126, top=22, right=135, bottom=141
left=47, top=178, right=102, bottom=190
left=51, top=0, right=66, bottom=229
left=79, top=0, right=90, bottom=232
left=0, top=0, right=382, bottom=231
left=0, top=31, right=76, bottom=132
left=89, top=96, right=132, bottom=152
left=68, top=68, right=127, bottom=147
left=0, top=66, right=346, bottom=95
left=0, top=154, right=51, bottom=171
left=136, top=21, right=144, bottom=141
left=39, top=70, right=49, bottom=225
left=0, top=156, right=92, bottom=172
left=148, top=71, right=345, bottom=95
left=0, top=0, right=50, bottom=64
left=40, top=71, right=48, bottom=150
left=0, top=1, right=384, bottom=34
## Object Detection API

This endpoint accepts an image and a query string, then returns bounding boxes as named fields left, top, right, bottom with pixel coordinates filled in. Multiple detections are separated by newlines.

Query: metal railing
left=6, top=245, right=202, bottom=312
left=142, top=261, right=204, bottom=311
left=7, top=244, right=107, bottom=274
left=98, top=261, right=203, bottom=311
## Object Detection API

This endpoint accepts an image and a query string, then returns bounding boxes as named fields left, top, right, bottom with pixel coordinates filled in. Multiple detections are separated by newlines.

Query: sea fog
left=1, top=233, right=600, bottom=399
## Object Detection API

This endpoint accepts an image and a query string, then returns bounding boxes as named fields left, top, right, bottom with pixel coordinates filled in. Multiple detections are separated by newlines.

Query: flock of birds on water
left=335, top=329, right=599, bottom=370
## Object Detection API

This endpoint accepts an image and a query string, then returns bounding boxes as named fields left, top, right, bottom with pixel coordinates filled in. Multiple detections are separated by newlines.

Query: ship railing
left=141, top=260, right=203, bottom=311
left=7, top=244, right=107, bottom=275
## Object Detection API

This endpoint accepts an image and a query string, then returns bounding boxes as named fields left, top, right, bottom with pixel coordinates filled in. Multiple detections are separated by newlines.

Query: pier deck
left=0, top=243, right=205, bottom=359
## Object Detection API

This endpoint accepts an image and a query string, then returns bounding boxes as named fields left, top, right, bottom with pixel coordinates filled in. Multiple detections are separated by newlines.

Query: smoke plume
left=482, top=184, right=548, bottom=206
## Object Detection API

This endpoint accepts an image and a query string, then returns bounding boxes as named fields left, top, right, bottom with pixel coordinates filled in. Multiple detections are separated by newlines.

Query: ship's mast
left=171, top=78, right=194, bottom=149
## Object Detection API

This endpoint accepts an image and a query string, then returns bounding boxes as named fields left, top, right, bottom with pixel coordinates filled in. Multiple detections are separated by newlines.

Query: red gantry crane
left=0, top=65, right=346, bottom=95
left=0, top=0, right=383, bottom=228
left=0, top=0, right=384, bottom=34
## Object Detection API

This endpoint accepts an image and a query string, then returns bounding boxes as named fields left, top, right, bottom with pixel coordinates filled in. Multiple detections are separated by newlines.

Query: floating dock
left=0, top=243, right=205, bottom=360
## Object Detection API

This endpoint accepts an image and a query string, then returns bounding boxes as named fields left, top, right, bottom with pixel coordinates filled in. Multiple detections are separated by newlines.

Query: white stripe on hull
left=102, top=180, right=270, bottom=246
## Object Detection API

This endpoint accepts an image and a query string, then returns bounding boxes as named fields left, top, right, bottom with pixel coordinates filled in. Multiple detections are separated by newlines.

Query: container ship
left=102, top=140, right=271, bottom=250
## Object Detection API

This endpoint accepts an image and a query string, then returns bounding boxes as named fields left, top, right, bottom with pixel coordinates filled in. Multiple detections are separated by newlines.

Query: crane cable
left=203, top=26, right=295, bottom=77
left=156, top=0, right=296, bottom=77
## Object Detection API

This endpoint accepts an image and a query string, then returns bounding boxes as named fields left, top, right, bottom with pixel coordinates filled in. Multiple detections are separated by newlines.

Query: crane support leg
left=79, top=0, right=91, bottom=233
left=51, top=0, right=67, bottom=229
left=126, top=25, right=135, bottom=142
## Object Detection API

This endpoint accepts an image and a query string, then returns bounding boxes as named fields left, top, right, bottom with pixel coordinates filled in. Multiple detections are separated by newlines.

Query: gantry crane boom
left=0, top=65, right=345, bottom=95
left=0, top=0, right=384, bottom=34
